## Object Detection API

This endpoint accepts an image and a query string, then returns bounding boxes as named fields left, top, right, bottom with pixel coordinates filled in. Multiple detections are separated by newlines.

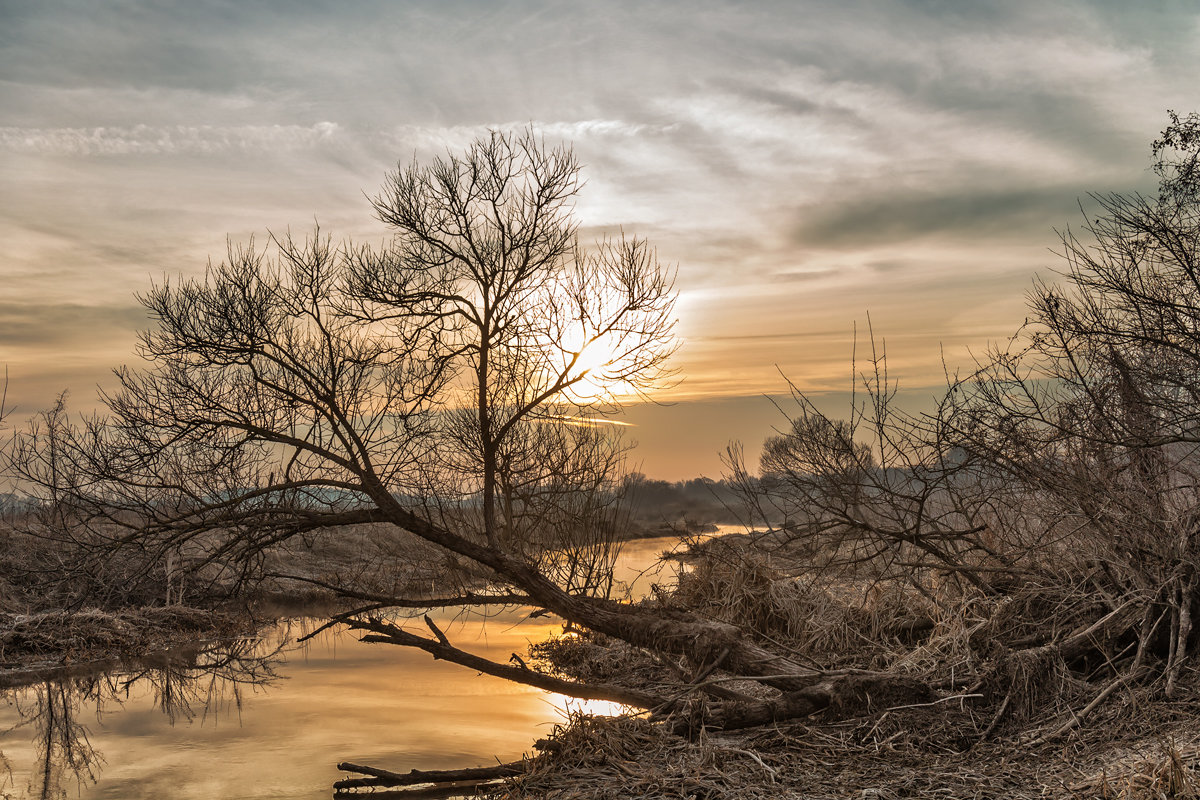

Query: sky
left=2, top=0, right=1199, bottom=479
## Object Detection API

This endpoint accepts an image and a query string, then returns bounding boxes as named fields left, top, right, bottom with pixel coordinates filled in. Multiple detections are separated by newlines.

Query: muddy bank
left=0, top=520, right=462, bottom=688
left=0, top=523, right=700, bottom=691
left=0, top=606, right=257, bottom=689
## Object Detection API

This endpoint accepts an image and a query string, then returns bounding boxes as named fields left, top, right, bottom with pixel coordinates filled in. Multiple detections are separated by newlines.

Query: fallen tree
left=7, top=129, right=942, bottom=758
left=9, top=120, right=1200, bottom=797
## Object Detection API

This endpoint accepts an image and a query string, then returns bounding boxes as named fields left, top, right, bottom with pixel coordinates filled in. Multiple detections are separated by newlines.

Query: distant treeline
left=621, top=474, right=746, bottom=529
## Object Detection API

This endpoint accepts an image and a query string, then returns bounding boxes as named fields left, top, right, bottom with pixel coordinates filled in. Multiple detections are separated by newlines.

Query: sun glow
left=573, top=338, right=616, bottom=377
left=568, top=338, right=619, bottom=400
left=545, top=414, right=635, bottom=428
left=548, top=325, right=626, bottom=403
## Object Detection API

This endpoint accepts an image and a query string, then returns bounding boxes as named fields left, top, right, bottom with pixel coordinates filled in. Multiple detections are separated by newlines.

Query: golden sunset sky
left=3, top=1, right=1198, bottom=478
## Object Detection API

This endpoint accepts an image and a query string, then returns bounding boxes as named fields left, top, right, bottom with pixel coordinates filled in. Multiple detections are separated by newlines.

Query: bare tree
left=350, top=131, right=676, bottom=556
left=947, top=111, right=1200, bottom=701
left=724, top=114, right=1200, bottom=744
left=727, top=335, right=1022, bottom=598
left=11, top=129, right=932, bottom=755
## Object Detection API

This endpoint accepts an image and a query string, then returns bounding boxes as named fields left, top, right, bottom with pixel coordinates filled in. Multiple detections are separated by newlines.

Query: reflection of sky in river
left=0, top=534, right=706, bottom=799
left=2, top=615, right=564, bottom=799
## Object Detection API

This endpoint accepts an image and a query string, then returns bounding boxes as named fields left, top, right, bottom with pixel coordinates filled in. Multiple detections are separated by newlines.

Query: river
left=0, top=533, right=705, bottom=799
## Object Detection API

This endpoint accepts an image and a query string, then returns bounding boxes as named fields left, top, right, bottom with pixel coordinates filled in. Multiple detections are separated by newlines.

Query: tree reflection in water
left=0, top=633, right=282, bottom=799
left=2, top=680, right=102, bottom=800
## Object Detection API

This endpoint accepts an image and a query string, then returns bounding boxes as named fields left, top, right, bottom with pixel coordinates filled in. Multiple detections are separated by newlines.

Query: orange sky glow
left=3, top=1, right=1199, bottom=479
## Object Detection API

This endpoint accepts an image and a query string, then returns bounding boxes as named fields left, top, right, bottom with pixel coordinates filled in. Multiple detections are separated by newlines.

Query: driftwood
left=335, top=783, right=509, bottom=799
left=985, top=599, right=1143, bottom=687
left=346, top=614, right=669, bottom=710
left=334, top=759, right=525, bottom=795
left=691, top=673, right=935, bottom=734
left=344, top=614, right=939, bottom=736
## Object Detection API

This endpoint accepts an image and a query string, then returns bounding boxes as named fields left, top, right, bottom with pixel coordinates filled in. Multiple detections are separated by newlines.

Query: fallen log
left=680, top=672, right=935, bottom=734
left=987, top=599, right=1143, bottom=679
left=346, top=616, right=938, bottom=735
left=370, top=494, right=828, bottom=691
left=335, top=782, right=509, bottom=799
left=334, top=760, right=524, bottom=793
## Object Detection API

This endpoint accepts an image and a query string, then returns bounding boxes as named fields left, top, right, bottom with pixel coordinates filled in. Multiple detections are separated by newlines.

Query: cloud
left=3, top=0, right=1200, bottom=438
left=791, top=185, right=1089, bottom=248
left=0, top=301, right=148, bottom=348
left=0, top=122, right=342, bottom=157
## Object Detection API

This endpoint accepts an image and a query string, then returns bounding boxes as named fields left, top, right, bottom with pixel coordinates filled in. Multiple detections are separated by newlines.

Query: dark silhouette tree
left=730, top=113, right=1200, bottom=746
left=12, top=130, right=930, bottom=760
left=949, top=110, right=1200, bottom=700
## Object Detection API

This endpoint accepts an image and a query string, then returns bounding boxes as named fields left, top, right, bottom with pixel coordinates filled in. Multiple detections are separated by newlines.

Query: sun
left=558, top=331, right=634, bottom=403
left=574, top=338, right=615, bottom=377
left=567, top=339, right=617, bottom=401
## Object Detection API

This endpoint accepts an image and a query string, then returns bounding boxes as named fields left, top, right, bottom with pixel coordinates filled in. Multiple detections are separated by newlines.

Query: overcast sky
left=2, top=0, right=1198, bottom=477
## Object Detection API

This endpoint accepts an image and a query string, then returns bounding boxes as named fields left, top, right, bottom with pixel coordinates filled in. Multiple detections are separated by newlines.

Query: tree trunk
left=364, top=485, right=828, bottom=690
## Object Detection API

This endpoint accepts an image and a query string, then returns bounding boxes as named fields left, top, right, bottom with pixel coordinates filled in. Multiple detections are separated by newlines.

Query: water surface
left=0, top=533, right=704, bottom=799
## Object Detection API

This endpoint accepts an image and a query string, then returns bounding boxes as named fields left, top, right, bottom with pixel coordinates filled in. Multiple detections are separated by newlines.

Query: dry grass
left=1070, top=737, right=1200, bottom=799
left=510, top=528, right=1200, bottom=800
left=0, top=606, right=247, bottom=668
left=667, top=542, right=937, bottom=669
left=486, top=699, right=1200, bottom=800
left=496, top=714, right=792, bottom=800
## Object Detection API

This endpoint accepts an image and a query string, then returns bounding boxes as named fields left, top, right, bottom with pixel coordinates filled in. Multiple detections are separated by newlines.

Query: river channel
left=0, top=533, right=706, bottom=799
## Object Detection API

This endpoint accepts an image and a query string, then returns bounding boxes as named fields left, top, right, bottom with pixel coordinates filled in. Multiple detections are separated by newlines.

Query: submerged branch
left=334, top=759, right=525, bottom=791
left=345, top=614, right=668, bottom=709
left=270, top=572, right=534, bottom=609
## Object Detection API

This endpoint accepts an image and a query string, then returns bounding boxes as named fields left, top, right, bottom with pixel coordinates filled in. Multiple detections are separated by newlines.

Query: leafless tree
left=946, top=111, right=1200, bottom=700
left=10, top=130, right=933, bottom=752
left=731, top=114, right=1200, bottom=742
left=726, top=333, right=1024, bottom=599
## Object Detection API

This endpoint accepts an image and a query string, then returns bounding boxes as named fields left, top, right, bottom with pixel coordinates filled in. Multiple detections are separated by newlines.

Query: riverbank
left=476, top=530, right=1200, bottom=800
left=0, top=515, right=469, bottom=680
left=0, top=605, right=254, bottom=690
left=6, top=518, right=1197, bottom=800
left=489, top=709, right=1200, bottom=799
left=0, top=510, right=708, bottom=690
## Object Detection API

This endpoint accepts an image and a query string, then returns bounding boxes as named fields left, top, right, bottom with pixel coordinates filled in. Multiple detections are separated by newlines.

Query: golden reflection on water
left=0, top=532, right=717, bottom=799
left=2, top=613, right=572, bottom=799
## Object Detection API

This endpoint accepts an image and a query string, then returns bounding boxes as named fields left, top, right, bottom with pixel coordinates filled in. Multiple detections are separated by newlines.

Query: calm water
left=0, top=534, right=700, bottom=799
